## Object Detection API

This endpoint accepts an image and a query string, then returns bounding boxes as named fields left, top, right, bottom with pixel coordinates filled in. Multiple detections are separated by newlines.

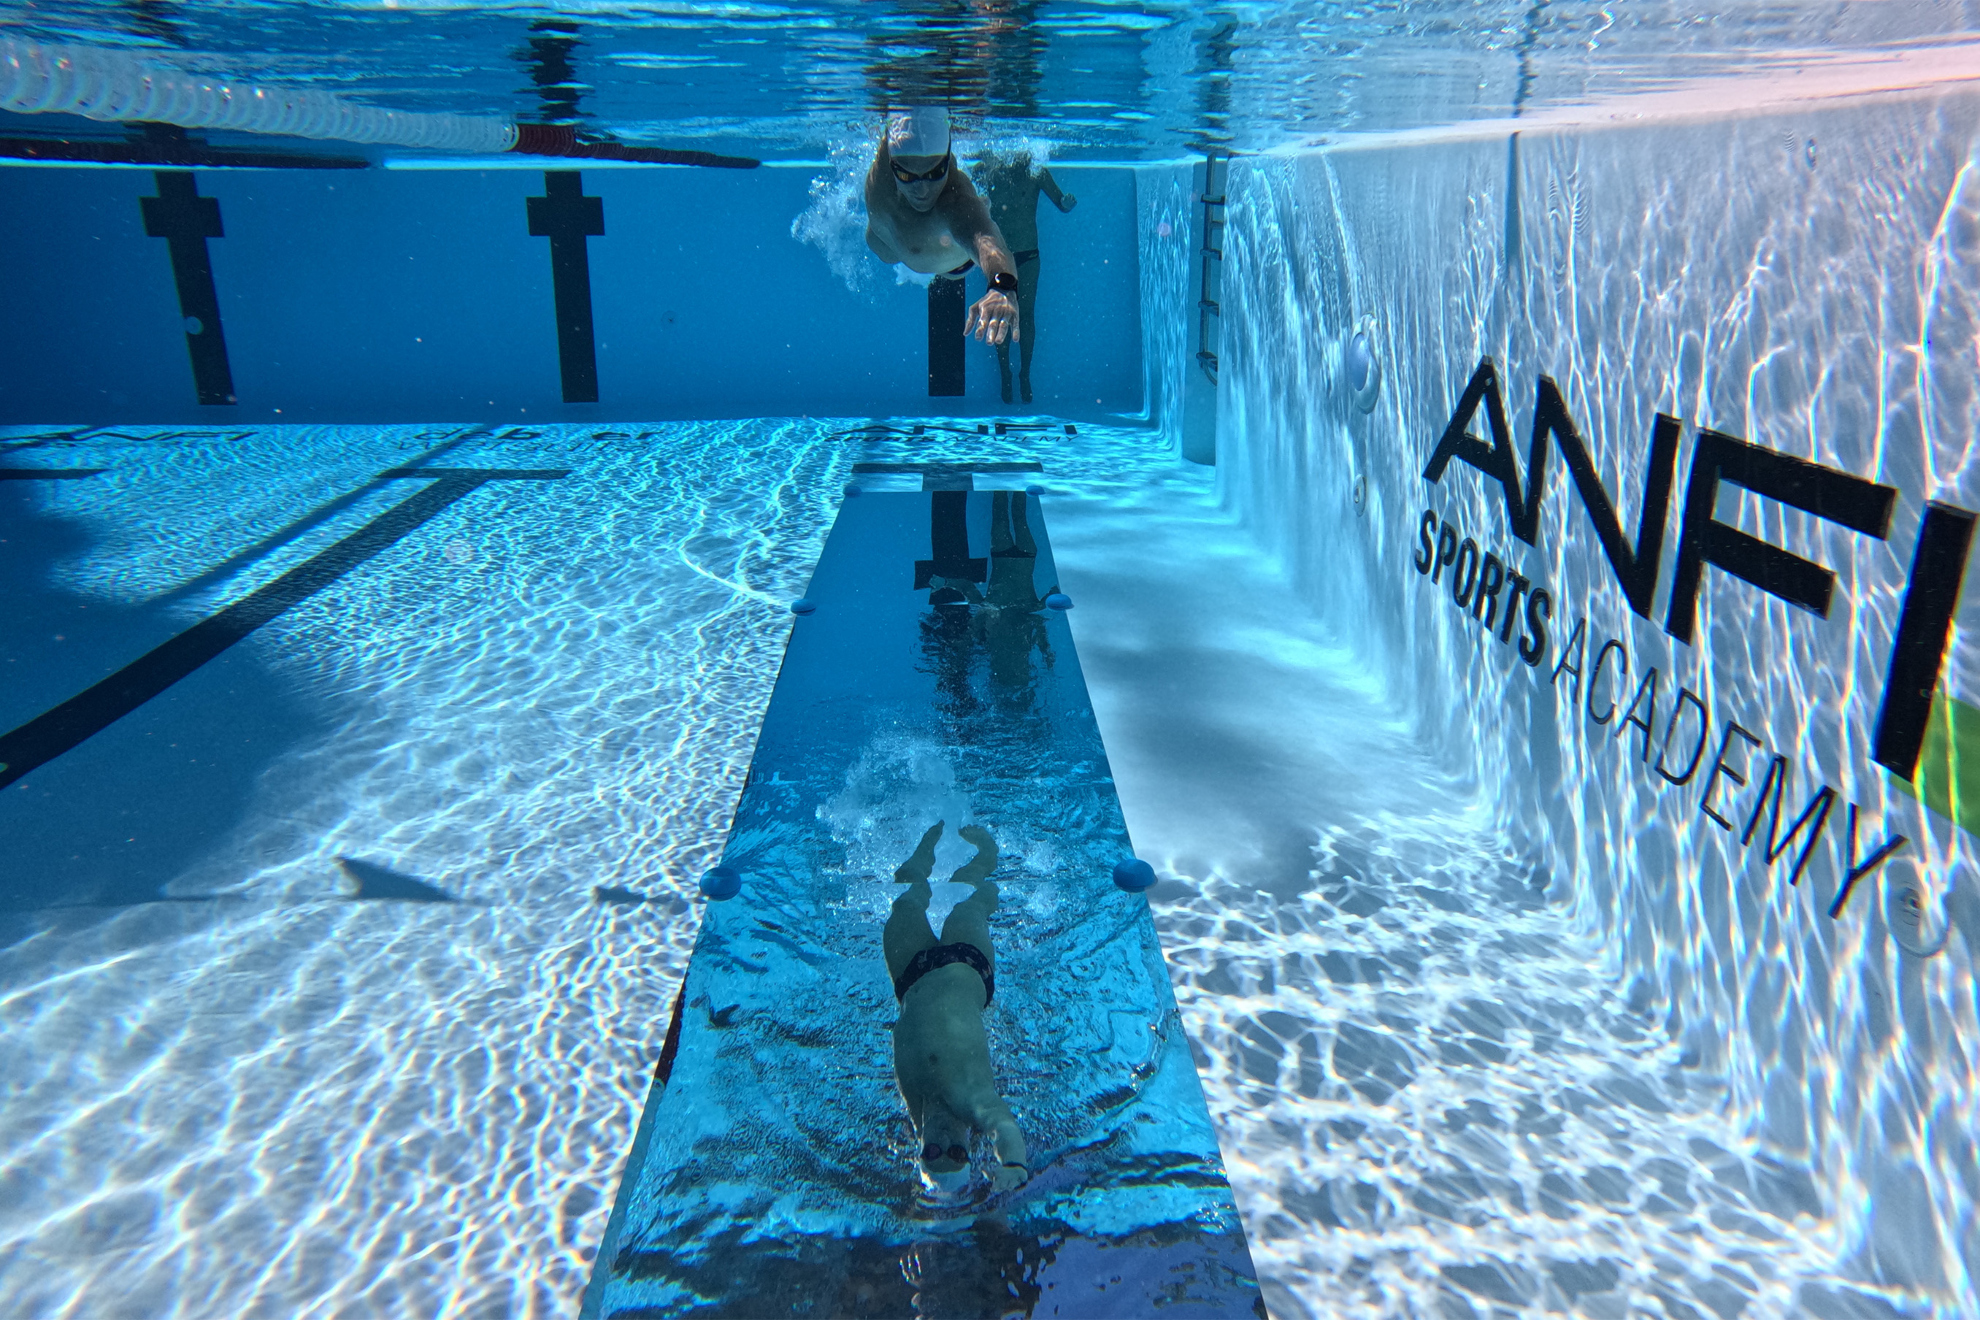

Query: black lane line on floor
left=0, top=469, right=106, bottom=480
left=141, top=171, right=236, bottom=406
left=851, top=462, right=1043, bottom=474
left=0, top=430, right=112, bottom=454
left=0, top=467, right=568, bottom=792
left=852, top=460, right=1043, bottom=492
left=155, top=429, right=485, bottom=605
left=928, top=274, right=966, bottom=396
left=527, top=171, right=605, bottom=403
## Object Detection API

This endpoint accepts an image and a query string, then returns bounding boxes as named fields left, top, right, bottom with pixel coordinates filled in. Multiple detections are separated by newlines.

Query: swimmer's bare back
left=883, top=821, right=1028, bottom=1190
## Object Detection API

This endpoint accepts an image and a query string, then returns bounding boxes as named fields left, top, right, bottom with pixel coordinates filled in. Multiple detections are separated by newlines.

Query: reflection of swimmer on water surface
left=973, top=151, right=1076, bottom=404
left=967, top=491, right=1056, bottom=692
left=883, top=821, right=1027, bottom=1192
left=924, top=491, right=1057, bottom=697
left=863, top=106, right=1019, bottom=346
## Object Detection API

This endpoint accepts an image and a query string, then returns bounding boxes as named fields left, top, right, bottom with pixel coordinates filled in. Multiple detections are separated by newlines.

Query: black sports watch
left=988, top=270, right=1018, bottom=294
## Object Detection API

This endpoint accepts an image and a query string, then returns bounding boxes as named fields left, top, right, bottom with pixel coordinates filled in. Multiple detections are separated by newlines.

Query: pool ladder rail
left=1197, top=150, right=1227, bottom=385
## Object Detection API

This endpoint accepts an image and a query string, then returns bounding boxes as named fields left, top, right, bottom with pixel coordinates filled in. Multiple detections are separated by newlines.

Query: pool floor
left=0, top=420, right=1889, bottom=1318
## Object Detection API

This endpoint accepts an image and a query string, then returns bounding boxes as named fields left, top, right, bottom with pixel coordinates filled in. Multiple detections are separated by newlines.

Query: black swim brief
left=1012, top=248, right=1039, bottom=264
left=940, top=259, right=976, bottom=278
left=894, top=941, right=994, bottom=1006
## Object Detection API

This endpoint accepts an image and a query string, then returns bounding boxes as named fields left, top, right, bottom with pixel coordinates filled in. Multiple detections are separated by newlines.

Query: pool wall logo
left=1412, top=357, right=1976, bottom=914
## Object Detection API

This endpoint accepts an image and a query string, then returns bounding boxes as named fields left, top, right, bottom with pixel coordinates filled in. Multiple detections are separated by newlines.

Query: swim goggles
left=891, top=154, right=952, bottom=184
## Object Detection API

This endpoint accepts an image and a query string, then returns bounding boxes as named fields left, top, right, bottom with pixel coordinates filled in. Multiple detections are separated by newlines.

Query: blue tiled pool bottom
left=584, top=491, right=1259, bottom=1318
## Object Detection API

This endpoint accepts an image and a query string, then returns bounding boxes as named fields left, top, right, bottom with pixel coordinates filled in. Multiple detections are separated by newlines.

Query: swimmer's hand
left=895, top=821, right=944, bottom=884
left=966, top=290, right=1018, bottom=346
left=991, top=1161, right=1028, bottom=1193
left=1059, top=193, right=1078, bottom=212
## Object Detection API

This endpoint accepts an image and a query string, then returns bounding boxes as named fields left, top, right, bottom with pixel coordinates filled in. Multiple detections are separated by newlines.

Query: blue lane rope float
left=790, top=598, right=817, bottom=615
left=700, top=865, right=742, bottom=901
left=1112, top=857, right=1157, bottom=893
left=1045, top=593, right=1073, bottom=611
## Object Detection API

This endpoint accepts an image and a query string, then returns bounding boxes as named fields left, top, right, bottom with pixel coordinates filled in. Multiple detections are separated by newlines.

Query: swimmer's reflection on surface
left=921, top=490, right=1057, bottom=701
left=883, top=821, right=1028, bottom=1193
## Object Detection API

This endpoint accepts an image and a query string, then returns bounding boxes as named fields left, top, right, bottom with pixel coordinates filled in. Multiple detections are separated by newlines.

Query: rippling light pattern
left=1198, top=91, right=1979, bottom=1314
left=5, top=2, right=1978, bottom=158
left=0, top=420, right=847, bottom=1317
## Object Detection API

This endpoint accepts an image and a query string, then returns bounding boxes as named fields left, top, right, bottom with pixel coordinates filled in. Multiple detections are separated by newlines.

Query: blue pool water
left=4, top=3, right=1979, bottom=1318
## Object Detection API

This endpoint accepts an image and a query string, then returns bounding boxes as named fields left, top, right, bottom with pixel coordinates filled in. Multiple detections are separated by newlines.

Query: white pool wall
left=1175, top=88, right=1980, bottom=1303
left=1137, top=161, right=1194, bottom=452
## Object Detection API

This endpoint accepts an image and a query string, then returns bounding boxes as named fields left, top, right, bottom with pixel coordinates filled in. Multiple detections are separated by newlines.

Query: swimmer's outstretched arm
left=940, top=175, right=1019, bottom=345
left=952, top=823, right=999, bottom=886
left=895, top=821, right=944, bottom=885
left=1039, top=166, right=1076, bottom=213
left=985, top=1103, right=1028, bottom=1189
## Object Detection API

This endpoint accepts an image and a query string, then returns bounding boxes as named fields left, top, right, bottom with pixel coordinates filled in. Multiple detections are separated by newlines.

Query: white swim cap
left=887, top=106, right=951, bottom=159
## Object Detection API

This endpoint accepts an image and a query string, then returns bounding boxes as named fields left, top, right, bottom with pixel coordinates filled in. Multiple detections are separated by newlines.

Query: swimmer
left=973, top=150, right=1077, bottom=403
left=865, top=107, right=1020, bottom=347
left=883, top=821, right=1028, bottom=1192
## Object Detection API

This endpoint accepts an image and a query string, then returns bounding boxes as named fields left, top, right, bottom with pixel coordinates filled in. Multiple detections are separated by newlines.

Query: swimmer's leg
left=1016, top=258, right=1040, bottom=401
left=1009, top=489, right=1036, bottom=559
left=990, top=490, right=1016, bottom=557
left=939, top=824, right=1000, bottom=966
left=884, top=822, right=944, bottom=983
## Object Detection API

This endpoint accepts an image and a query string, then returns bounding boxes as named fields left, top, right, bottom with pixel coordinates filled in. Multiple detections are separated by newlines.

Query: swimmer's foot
left=953, top=823, right=999, bottom=884
left=896, top=821, right=945, bottom=883
left=1019, top=372, right=1032, bottom=404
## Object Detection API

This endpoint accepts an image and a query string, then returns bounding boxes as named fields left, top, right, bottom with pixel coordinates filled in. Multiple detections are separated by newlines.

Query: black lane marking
left=141, top=171, right=236, bottom=406
left=0, top=469, right=106, bottom=480
left=156, top=429, right=482, bottom=604
left=0, top=430, right=112, bottom=454
left=527, top=171, right=605, bottom=403
left=523, top=20, right=586, bottom=124
left=915, top=489, right=986, bottom=587
left=0, top=467, right=567, bottom=791
left=1873, top=501, right=1978, bottom=779
left=928, top=275, right=966, bottom=396
left=851, top=459, right=1045, bottom=474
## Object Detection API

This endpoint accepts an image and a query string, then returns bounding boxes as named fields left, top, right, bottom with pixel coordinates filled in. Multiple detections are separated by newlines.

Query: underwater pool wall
left=0, top=161, right=1142, bottom=424
left=1184, top=92, right=1980, bottom=1303
left=1136, top=161, right=1194, bottom=454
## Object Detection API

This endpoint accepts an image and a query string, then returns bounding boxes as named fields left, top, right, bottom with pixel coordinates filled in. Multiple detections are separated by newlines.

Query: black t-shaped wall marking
left=140, top=171, right=235, bottom=405
left=527, top=171, right=606, bottom=403
left=928, top=274, right=966, bottom=396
